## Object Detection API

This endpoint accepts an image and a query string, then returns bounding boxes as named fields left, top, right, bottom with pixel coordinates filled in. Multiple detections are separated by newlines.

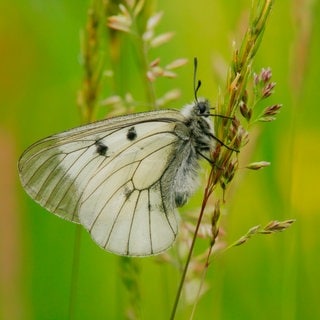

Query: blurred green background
left=1, top=0, right=319, bottom=319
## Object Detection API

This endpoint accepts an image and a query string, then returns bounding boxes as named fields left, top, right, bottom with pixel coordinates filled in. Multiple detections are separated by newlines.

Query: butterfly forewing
left=19, top=110, right=186, bottom=255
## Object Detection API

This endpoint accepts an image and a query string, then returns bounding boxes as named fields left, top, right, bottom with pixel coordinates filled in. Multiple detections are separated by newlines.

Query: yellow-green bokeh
left=1, top=0, right=319, bottom=319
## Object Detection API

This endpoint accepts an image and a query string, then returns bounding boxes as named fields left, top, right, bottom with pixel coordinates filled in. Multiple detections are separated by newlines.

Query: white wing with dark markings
left=18, top=100, right=216, bottom=256
left=19, top=110, right=185, bottom=255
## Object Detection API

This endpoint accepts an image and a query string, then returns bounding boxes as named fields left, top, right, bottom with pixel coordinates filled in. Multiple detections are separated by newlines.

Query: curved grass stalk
left=170, top=1, right=274, bottom=318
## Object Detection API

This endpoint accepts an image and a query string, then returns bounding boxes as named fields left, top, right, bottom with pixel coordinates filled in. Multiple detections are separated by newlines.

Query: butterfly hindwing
left=19, top=110, right=186, bottom=255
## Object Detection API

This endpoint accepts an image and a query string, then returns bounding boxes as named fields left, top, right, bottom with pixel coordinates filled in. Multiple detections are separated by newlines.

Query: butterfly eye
left=197, top=101, right=209, bottom=116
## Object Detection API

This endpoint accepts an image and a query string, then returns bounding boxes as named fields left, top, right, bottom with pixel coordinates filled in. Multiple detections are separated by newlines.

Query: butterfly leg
left=209, top=133, right=239, bottom=153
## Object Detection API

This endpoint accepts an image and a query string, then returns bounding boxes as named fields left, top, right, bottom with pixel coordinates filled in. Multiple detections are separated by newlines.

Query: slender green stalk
left=170, top=170, right=215, bottom=320
left=78, top=0, right=104, bottom=123
left=68, top=225, right=82, bottom=320
left=189, top=200, right=220, bottom=320
left=189, top=244, right=214, bottom=320
left=170, top=1, right=275, bottom=318
left=107, top=1, right=186, bottom=111
left=127, top=14, right=157, bottom=109
left=139, top=37, right=157, bottom=109
left=69, top=1, right=105, bottom=317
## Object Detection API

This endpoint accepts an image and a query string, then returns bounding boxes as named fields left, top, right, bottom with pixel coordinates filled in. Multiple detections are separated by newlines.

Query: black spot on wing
left=95, top=140, right=108, bottom=156
left=123, top=184, right=134, bottom=199
left=127, top=127, right=137, bottom=141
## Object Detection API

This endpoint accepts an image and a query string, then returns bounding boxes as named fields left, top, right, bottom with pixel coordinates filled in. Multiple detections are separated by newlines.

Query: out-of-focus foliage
left=1, top=0, right=319, bottom=319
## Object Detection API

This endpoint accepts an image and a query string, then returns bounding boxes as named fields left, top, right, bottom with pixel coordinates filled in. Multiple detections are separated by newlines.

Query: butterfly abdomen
left=169, top=100, right=215, bottom=207
left=173, top=147, right=200, bottom=207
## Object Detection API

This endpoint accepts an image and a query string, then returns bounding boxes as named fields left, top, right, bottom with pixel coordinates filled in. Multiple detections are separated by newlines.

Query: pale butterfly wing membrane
left=18, top=110, right=187, bottom=256
left=18, top=135, right=91, bottom=222
left=79, top=121, right=181, bottom=255
left=80, top=160, right=178, bottom=255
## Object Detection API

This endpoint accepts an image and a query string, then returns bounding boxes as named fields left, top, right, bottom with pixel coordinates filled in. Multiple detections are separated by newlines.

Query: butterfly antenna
left=193, top=57, right=201, bottom=102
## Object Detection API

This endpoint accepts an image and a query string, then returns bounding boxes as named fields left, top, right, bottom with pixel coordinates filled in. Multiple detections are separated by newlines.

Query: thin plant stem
left=68, top=225, right=82, bottom=320
left=128, top=11, right=157, bottom=109
left=68, top=0, right=104, bottom=317
left=189, top=244, right=214, bottom=320
left=171, top=1, right=275, bottom=319
left=189, top=199, right=220, bottom=319
left=131, top=36, right=157, bottom=109
left=170, top=169, right=215, bottom=320
left=141, top=40, right=157, bottom=109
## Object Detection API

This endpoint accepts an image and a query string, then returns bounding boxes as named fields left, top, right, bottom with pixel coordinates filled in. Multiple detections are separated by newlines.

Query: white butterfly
left=18, top=99, right=221, bottom=256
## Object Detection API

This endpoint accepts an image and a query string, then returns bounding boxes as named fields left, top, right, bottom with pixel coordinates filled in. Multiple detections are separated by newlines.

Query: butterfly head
left=195, top=99, right=211, bottom=117
left=181, top=98, right=211, bottom=119
left=180, top=98, right=214, bottom=146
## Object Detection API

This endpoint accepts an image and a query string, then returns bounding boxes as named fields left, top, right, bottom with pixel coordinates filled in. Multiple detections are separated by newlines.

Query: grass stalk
left=68, top=1, right=105, bottom=317
left=170, top=1, right=275, bottom=318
